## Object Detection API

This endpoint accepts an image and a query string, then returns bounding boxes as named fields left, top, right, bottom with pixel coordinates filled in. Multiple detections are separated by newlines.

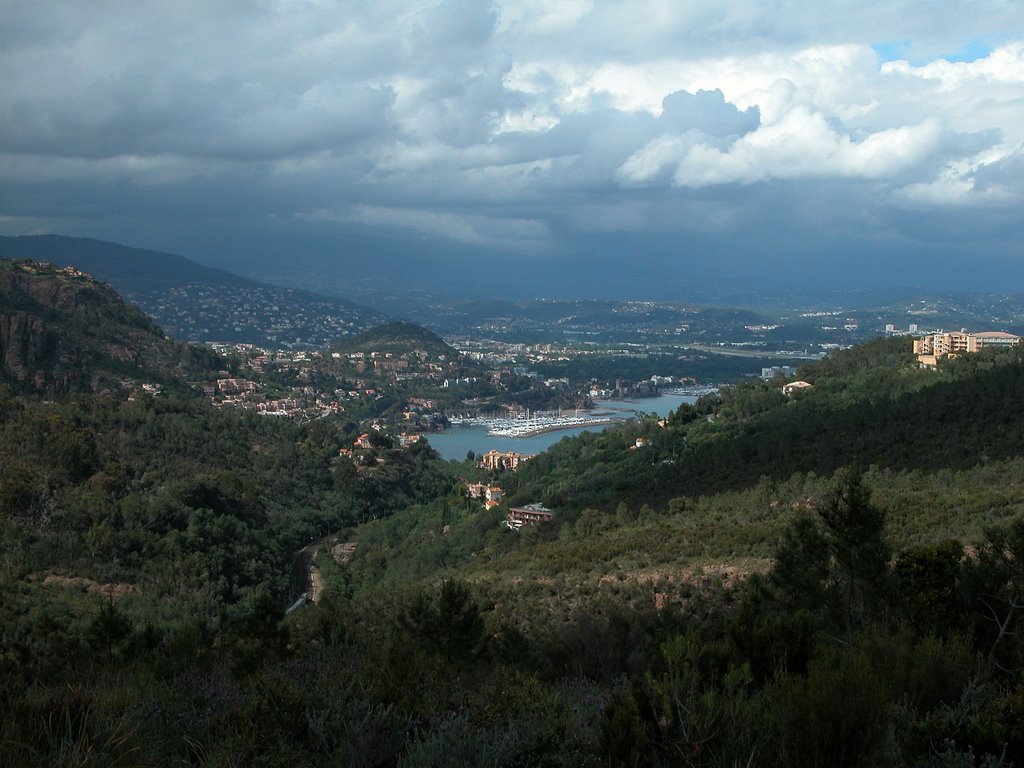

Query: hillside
left=342, top=340, right=1024, bottom=581
left=317, top=336, right=1024, bottom=767
left=3, top=305, right=1024, bottom=765
left=503, top=337, right=1024, bottom=509
left=0, top=235, right=384, bottom=347
left=0, top=259, right=221, bottom=393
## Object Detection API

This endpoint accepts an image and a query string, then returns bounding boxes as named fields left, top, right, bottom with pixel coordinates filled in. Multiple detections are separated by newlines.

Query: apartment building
left=913, top=330, right=1020, bottom=365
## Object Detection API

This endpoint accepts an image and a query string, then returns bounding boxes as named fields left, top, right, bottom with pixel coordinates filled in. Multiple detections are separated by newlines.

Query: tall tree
left=818, top=467, right=889, bottom=646
left=769, top=468, right=889, bottom=646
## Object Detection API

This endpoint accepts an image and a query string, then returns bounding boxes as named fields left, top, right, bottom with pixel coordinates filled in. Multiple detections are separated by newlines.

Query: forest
left=2, top=271, right=1024, bottom=765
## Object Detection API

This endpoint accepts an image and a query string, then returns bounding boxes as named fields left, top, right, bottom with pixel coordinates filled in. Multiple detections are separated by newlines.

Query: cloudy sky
left=2, top=0, right=1024, bottom=299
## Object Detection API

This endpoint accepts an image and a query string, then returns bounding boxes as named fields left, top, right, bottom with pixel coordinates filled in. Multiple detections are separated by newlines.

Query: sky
left=2, top=0, right=1024, bottom=300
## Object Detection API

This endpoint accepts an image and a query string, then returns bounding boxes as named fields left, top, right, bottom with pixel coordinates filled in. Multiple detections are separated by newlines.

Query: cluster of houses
left=463, top=453, right=554, bottom=530
left=338, top=429, right=423, bottom=461
left=462, top=481, right=555, bottom=530
left=335, top=348, right=459, bottom=385
left=464, top=482, right=504, bottom=509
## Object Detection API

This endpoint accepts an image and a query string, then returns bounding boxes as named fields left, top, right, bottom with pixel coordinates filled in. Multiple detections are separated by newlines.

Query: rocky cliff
left=0, top=311, right=55, bottom=388
left=0, top=260, right=218, bottom=393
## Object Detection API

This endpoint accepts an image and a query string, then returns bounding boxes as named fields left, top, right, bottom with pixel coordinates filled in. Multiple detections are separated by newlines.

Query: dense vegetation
left=531, top=349, right=804, bottom=387
left=0, top=385, right=458, bottom=764
left=7, top=454, right=1024, bottom=766
left=3, top=272, right=1024, bottom=766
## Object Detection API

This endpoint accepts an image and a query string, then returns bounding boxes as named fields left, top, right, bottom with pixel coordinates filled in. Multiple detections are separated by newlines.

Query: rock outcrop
left=0, top=259, right=212, bottom=394
left=0, top=311, right=54, bottom=385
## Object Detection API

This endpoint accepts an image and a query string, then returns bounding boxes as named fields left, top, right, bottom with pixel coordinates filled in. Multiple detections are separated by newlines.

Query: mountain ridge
left=0, top=235, right=385, bottom=347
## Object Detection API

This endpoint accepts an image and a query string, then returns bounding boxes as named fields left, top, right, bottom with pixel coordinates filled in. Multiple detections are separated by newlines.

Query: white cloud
left=668, top=111, right=949, bottom=187
left=619, top=134, right=704, bottom=185
left=882, top=41, right=1024, bottom=86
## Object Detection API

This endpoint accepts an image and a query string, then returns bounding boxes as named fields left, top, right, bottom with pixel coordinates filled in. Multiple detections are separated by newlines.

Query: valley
left=6, top=5, right=1024, bottom=763
left=1, top=247, right=1023, bottom=766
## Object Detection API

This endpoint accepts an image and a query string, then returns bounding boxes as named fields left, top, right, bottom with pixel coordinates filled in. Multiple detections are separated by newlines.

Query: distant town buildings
left=374, top=358, right=408, bottom=373
left=761, top=365, right=797, bottom=381
left=216, top=378, right=257, bottom=395
left=885, top=323, right=929, bottom=337
left=913, top=330, right=1020, bottom=365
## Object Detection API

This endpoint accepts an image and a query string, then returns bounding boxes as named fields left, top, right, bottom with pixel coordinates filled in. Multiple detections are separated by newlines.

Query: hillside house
left=465, top=482, right=488, bottom=499
left=782, top=381, right=813, bottom=396
left=506, top=504, right=554, bottom=529
left=484, top=486, right=503, bottom=508
left=465, top=482, right=504, bottom=509
left=479, top=449, right=534, bottom=471
left=216, top=378, right=257, bottom=396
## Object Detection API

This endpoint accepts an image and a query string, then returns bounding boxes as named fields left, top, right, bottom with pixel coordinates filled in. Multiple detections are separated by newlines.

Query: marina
left=450, top=409, right=628, bottom=437
left=427, top=392, right=701, bottom=461
left=446, top=385, right=718, bottom=439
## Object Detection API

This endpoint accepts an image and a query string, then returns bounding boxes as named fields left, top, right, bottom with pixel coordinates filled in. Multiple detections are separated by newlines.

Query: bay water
left=425, top=393, right=697, bottom=462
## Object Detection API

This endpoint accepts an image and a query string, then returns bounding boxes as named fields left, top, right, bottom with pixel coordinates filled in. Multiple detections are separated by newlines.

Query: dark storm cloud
left=1, top=0, right=1023, bottom=293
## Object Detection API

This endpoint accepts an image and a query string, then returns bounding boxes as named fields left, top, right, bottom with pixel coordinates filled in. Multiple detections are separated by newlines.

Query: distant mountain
left=331, top=320, right=459, bottom=359
left=0, top=259, right=221, bottom=394
left=0, top=236, right=385, bottom=348
left=0, top=235, right=256, bottom=291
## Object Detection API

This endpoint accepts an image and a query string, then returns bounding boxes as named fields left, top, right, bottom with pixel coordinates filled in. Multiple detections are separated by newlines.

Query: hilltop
left=0, top=259, right=221, bottom=393
left=331, top=320, right=458, bottom=359
left=0, top=235, right=384, bottom=347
